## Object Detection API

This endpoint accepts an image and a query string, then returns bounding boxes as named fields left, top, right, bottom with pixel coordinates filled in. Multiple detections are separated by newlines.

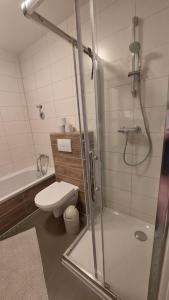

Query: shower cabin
left=62, top=1, right=169, bottom=300
left=22, top=0, right=169, bottom=299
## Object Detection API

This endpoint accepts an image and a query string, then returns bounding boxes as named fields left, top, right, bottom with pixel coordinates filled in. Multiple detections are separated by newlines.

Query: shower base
left=63, top=208, right=154, bottom=300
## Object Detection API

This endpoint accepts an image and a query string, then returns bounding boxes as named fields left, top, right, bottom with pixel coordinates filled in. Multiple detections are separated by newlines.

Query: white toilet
left=34, top=181, right=79, bottom=218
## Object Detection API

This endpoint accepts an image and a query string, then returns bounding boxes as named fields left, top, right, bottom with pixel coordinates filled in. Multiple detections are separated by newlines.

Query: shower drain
left=135, top=231, right=148, bottom=242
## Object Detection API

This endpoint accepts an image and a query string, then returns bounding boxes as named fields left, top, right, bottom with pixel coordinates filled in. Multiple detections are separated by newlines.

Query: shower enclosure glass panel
left=91, top=0, right=168, bottom=300
left=67, top=0, right=104, bottom=284
left=64, top=1, right=169, bottom=300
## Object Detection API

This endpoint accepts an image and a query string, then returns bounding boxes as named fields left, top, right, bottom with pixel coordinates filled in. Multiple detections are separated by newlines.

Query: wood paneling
left=0, top=175, right=55, bottom=235
left=50, top=132, right=86, bottom=213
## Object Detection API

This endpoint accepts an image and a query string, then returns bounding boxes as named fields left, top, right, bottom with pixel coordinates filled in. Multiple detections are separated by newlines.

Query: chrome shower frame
left=21, top=0, right=93, bottom=61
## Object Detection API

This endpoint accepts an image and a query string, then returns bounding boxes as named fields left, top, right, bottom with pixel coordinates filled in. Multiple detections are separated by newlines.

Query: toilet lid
left=35, top=181, right=77, bottom=209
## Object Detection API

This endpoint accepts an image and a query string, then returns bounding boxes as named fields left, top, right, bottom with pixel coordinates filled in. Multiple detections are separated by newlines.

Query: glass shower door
left=64, top=0, right=105, bottom=287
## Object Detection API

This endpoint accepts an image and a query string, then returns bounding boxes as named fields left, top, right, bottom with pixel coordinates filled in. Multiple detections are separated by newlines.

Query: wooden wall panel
left=50, top=132, right=86, bottom=212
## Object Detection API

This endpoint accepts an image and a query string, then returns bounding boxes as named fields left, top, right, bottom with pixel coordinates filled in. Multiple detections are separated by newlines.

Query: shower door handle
left=89, top=150, right=98, bottom=202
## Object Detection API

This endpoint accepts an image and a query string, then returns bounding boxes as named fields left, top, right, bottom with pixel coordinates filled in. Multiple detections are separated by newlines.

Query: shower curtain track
left=21, top=1, right=93, bottom=61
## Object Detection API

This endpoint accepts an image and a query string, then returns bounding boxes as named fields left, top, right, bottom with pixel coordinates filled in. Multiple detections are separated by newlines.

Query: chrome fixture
left=21, top=0, right=44, bottom=15
left=37, top=154, right=49, bottom=176
left=118, top=126, right=141, bottom=134
left=119, top=16, right=152, bottom=167
left=135, top=231, right=148, bottom=242
left=21, top=0, right=93, bottom=75
left=36, top=104, right=45, bottom=120
left=128, top=16, right=141, bottom=98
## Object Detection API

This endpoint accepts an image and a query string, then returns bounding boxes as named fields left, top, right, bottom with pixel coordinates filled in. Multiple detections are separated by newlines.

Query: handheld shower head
left=129, top=41, right=141, bottom=54
left=21, top=0, right=44, bottom=16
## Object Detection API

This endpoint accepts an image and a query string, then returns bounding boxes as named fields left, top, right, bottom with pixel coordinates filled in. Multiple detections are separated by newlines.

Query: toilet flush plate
left=57, top=139, right=72, bottom=152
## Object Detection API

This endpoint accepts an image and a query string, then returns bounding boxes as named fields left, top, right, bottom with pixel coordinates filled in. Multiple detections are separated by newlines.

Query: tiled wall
left=19, top=25, right=78, bottom=167
left=0, top=48, right=35, bottom=177
left=93, top=0, right=169, bottom=223
left=19, top=5, right=95, bottom=168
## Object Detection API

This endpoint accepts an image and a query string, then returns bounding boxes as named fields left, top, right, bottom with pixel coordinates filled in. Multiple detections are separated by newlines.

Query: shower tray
left=62, top=208, right=154, bottom=300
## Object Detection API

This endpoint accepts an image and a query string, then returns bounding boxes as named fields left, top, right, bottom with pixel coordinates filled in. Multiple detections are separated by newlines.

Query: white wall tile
left=132, top=175, right=159, bottom=198
left=35, top=67, right=51, bottom=89
left=33, top=48, right=49, bottom=72
left=109, top=110, right=133, bottom=133
left=134, top=78, right=168, bottom=109
left=103, top=170, right=131, bottom=191
left=0, top=48, right=35, bottom=176
left=133, top=133, right=164, bottom=157
left=142, top=8, right=169, bottom=53
left=0, top=91, right=25, bottom=106
left=0, top=107, right=27, bottom=122
left=96, top=0, right=134, bottom=41
left=54, top=98, right=76, bottom=116
left=103, top=151, right=132, bottom=174
left=103, top=133, right=133, bottom=154
left=109, top=84, right=134, bottom=111
left=51, top=56, right=74, bottom=83
left=23, top=74, right=36, bottom=92
left=136, top=0, right=169, bottom=19
left=0, top=164, right=13, bottom=177
left=134, top=106, right=166, bottom=133
left=131, top=193, right=157, bottom=221
left=3, top=121, right=30, bottom=135
left=104, top=186, right=131, bottom=213
left=53, top=78, right=75, bottom=100
left=0, top=150, right=11, bottom=166
left=0, top=75, right=19, bottom=92
left=37, top=85, right=53, bottom=103
left=131, top=155, right=161, bottom=178
left=98, top=28, right=131, bottom=63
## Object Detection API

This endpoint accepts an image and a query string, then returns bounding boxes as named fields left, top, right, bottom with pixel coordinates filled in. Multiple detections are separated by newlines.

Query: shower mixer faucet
left=118, top=126, right=141, bottom=134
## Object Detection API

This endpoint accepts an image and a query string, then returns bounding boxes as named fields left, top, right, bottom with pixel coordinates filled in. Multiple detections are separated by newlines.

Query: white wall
left=19, top=7, right=93, bottom=168
left=0, top=48, right=35, bottom=177
left=19, top=25, right=78, bottom=167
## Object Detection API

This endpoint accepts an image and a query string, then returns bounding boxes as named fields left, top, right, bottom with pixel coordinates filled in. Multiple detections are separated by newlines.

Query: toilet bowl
left=34, top=181, right=79, bottom=218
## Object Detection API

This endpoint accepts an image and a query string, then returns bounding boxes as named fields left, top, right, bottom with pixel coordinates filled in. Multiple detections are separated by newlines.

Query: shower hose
left=123, top=82, right=152, bottom=166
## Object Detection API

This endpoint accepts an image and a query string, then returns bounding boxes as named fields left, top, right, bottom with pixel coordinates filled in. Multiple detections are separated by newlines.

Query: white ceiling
left=0, top=0, right=79, bottom=54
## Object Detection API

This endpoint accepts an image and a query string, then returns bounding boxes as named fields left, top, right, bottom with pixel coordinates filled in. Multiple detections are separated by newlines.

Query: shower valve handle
left=118, top=126, right=141, bottom=134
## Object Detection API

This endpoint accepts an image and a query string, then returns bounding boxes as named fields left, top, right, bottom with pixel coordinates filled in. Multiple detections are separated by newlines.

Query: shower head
left=21, top=0, right=45, bottom=16
left=129, top=41, right=141, bottom=54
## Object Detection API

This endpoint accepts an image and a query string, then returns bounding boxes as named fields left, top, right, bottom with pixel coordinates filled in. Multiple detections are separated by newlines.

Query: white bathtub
left=0, top=166, right=55, bottom=204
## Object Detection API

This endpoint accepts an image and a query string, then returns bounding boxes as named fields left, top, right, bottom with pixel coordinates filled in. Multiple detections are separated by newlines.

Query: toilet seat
left=35, top=181, right=78, bottom=210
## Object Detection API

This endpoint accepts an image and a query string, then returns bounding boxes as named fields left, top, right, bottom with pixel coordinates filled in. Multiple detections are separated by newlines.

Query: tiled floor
left=0, top=210, right=100, bottom=300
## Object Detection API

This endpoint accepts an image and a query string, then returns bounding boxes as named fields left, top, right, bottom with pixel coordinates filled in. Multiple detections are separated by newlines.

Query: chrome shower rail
left=21, top=1, right=93, bottom=60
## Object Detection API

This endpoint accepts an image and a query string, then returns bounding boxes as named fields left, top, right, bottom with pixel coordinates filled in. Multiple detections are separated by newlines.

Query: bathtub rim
left=0, top=165, right=55, bottom=204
